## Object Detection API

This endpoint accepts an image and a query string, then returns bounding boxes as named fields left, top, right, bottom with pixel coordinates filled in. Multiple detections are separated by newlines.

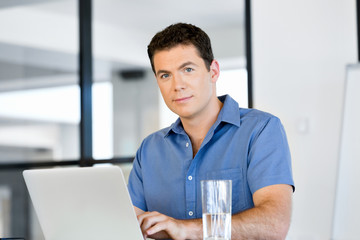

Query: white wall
left=332, top=65, right=360, bottom=239
left=251, top=0, right=357, bottom=239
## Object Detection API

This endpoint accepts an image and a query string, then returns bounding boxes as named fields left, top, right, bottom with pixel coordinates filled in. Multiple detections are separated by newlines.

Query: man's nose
left=173, top=73, right=186, bottom=91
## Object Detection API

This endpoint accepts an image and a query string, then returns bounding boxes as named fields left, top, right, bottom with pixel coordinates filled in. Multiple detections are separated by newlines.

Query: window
left=92, top=0, right=248, bottom=159
left=0, top=1, right=78, bottom=238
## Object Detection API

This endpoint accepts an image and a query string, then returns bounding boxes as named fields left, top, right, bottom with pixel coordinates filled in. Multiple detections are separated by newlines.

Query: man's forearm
left=180, top=204, right=290, bottom=240
left=192, top=185, right=292, bottom=240
left=180, top=218, right=202, bottom=240
left=231, top=185, right=292, bottom=240
left=232, top=204, right=290, bottom=240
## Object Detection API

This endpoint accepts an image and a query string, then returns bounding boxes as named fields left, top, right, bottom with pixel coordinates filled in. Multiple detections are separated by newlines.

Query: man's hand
left=134, top=207, right=202, bottom=240
left=137, top=211, right=186, bottom=239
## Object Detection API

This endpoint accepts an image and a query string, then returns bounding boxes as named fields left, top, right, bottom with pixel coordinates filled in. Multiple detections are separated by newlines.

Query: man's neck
left=181, top=98, right=223, bottom=157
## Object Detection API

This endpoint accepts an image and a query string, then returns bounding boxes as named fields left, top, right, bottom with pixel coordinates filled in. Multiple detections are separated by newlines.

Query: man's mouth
left=174, top=96, right=193, bottom=103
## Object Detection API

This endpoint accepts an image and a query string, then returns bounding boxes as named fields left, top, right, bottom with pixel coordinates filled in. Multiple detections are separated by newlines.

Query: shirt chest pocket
left=205, top=168, right=246, bottom=214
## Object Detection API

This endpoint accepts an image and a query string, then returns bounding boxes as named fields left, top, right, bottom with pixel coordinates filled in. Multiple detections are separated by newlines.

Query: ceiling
left=32, top=0, right=245, bottom=35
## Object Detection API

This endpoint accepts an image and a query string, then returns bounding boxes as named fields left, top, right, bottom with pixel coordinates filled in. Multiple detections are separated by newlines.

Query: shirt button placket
left=185, top=137, right=195, bottom=219
left=186, top=172, right=196, bottom=218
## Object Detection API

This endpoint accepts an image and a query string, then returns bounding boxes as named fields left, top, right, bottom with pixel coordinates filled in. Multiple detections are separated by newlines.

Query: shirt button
left=188, top=176, right=193, bottom=181
left=186, top=142, right=189, bottom=147
left=188, top=211, right=193, bottom=216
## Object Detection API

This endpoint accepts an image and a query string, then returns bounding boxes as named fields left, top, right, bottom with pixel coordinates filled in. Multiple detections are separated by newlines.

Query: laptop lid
left=23, top=166, right=143, bottom=240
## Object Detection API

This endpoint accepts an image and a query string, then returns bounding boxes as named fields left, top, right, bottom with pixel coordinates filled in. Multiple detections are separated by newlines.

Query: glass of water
left=201, top=180, right=232, bottom=240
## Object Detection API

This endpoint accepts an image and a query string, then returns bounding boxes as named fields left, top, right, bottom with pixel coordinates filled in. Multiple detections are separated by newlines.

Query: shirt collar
left=165, top=118, right=183, bottom=136
left=216, top=94, right=241, bottom=128
left=164, top=94, right=240, bottom=137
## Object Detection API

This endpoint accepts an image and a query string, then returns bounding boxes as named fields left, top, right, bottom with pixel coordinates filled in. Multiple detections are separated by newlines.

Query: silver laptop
left=23, top=166, right=143, bottom=240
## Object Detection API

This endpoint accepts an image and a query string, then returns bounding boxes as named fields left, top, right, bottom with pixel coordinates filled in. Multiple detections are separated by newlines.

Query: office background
left=0, top=0, right=359, bottom=239
left=0, top=0, right=248, bottom=238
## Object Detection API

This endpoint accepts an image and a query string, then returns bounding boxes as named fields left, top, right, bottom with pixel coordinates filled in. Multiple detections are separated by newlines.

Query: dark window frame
left=357, top=0, right=360, bottom=61
left=245, top=0, right=253, bottom=108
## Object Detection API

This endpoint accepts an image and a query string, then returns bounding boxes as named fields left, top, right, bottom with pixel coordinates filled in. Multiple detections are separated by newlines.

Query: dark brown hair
left=147, top=23, right=214, bottom=73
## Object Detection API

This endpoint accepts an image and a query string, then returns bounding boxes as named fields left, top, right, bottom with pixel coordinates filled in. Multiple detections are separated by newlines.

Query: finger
left=149, top=218, right=186, bottom=240
left=137, top=211, right=160, bottom=226
left=146, top=221, right=168, bottom=236
left=141, top=212, right=168, bottom=231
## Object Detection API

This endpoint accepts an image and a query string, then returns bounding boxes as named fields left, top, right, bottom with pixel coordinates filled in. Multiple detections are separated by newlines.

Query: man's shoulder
left=140, top=126, right=172, bottom=146
left=221, top=95, right=279, bottom=123
left=239, top=107, right=280, bottom=123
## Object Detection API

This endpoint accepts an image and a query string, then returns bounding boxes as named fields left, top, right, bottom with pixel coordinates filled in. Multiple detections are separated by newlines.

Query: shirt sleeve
left=127, top=142, right=148, bottom=211
left=247, top=116, right=295, bottom=194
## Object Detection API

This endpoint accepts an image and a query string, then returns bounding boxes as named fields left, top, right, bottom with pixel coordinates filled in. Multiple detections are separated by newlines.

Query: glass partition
left=92, top=0, right=247, bottom=160
left=0, top=1, right=78, bottom=239
left=0, top=1, right=79, bottom=163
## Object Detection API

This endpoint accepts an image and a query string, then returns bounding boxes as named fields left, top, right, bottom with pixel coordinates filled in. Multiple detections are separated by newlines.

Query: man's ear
left=210, top=60, right=220, bottom=83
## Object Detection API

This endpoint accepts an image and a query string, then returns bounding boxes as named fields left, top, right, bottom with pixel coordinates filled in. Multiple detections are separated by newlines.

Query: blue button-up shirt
left=128, top=95, right=294, bottom=220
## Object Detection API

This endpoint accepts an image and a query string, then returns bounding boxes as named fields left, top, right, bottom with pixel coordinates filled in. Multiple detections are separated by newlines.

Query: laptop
left=23, top=166, right=143, bottom=240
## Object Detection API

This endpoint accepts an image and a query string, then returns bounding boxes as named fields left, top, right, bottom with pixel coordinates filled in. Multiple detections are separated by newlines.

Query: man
left=128, top=23, right=294, bottom=240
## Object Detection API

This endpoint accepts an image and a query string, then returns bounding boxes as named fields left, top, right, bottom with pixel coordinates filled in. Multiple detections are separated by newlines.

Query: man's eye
left=185, top=68, right=193, bottom=73
left=161, top=74, right=169, bottom=79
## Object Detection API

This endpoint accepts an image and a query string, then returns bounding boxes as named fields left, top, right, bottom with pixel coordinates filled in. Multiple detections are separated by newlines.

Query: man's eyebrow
left=156, top=61, right=198, bottom=76
left=178, top=61, right=198, bottom=70
left=156, top=69, right=170, bottom=76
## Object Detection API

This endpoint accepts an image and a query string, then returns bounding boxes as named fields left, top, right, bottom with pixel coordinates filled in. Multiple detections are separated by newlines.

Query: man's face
left=153, top=44, right=219, bottom=120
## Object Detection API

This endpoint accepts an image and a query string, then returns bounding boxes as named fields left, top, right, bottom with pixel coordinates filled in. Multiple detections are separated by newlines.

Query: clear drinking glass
left=201, top=180, right=232, bottom=240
